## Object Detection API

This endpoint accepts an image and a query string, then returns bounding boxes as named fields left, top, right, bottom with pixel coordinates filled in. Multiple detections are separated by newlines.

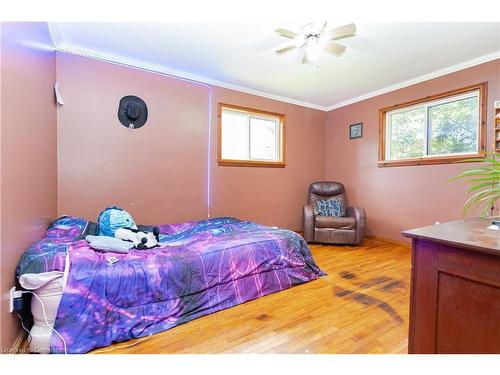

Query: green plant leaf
left=463, top=192, right=499, bottom=215
left=449, top=170, right=498, bottom=181
left=466, top=182, right=497, bottom=193
left=461, top=178, right=500, bottom=187
left=452, top=152, right=499, bottom=216
left=457, top=157, right=500, bottom=165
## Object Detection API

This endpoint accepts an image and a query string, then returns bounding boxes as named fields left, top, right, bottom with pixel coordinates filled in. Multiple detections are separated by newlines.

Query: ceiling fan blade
left=275, top=28, right=299, bottom=39
left=328, top=23, right=356, bottom=40
left=275, top=44, right=297, bottom=54
left=323, top=41, right=346, bottom=56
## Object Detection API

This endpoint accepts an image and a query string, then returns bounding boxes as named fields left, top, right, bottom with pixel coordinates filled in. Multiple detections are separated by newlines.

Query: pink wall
left=0, top=23, right=3, bottom=347
left=210, top=87, right=326, bottom=230
left=325, top=59, right=500, bottom=241
left=56, top=53, right=326, bottom=230
left=0, top=22, right=57, bottom=351
left=56, top=53, right=210, bottom=224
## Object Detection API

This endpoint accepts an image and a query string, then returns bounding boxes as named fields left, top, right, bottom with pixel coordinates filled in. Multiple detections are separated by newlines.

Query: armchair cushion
left=314, top=199, right=345, bottom=217
left=315, top=215, right=356, bottom=229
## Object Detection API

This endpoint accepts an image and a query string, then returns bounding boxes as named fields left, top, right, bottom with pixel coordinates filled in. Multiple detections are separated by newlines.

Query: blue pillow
left=315, top=199, right=345, bottom=217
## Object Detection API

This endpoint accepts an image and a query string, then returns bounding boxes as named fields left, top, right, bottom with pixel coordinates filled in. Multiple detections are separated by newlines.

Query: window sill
left=218, top=159, right=286, bottom=168
left=377, top=152, right=486, bottom=168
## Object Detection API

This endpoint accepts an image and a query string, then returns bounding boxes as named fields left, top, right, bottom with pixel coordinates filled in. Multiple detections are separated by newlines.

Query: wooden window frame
left=378, top=82, right=487, bottom=167
left=217, top=103, right=286, bottom=168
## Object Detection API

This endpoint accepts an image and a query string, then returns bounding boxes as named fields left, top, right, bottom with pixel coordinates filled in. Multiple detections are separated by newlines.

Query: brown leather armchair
left=303, top=181, right=365, bottom=245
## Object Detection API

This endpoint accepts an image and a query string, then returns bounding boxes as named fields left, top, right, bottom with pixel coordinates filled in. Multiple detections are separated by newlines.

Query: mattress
left=17, top=215, right=325, bottom=354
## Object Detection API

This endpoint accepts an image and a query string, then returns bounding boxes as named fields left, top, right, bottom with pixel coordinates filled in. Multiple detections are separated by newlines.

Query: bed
left=17, top=215, right=325, bottom=354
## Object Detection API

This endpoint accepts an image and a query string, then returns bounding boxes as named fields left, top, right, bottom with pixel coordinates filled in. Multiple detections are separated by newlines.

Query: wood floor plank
left=88, top=237, right=411, bottom=354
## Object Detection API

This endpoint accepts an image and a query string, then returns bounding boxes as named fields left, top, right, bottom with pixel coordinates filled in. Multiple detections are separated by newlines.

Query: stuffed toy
left=115, top=227, right=160, bottom=250
left=97, top=206, right=160, bottom=249
left=98, top=206, right=137, bottom=237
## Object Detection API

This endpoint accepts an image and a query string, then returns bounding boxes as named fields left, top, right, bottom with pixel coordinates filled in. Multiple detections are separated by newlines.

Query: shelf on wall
left=495, top=105, right=500, bottom=153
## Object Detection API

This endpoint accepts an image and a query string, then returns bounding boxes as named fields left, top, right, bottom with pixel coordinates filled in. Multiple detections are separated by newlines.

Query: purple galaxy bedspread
left=18, top=216, right=325, bottom=353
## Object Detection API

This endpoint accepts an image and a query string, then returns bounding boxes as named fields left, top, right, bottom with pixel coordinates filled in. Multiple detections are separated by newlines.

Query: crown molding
left=47, top=22, right=63, bottom=48
left=48, top=23, right=499, bottom=113
left=325, top=51, right=500, bottom=111
left=48, top=23, right=327, bottom=110
left=56, top=46, right=328, bottom=111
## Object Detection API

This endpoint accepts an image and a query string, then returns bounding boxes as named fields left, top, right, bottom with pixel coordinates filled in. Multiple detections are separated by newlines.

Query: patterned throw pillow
left=315, top=199, right=345, bottom=217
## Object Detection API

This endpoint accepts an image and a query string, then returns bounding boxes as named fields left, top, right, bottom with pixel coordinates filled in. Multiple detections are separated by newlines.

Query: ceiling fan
left=274, top=22, right=356, bottom=65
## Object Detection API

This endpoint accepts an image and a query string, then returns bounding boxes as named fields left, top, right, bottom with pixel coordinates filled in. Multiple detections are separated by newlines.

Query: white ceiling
left=50, top=22, right=500, bottom=111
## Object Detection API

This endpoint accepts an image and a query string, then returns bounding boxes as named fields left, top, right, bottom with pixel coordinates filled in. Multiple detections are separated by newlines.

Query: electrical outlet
left=9, top=287, right=23, bottom=313
left=9, top=287, right=15, bottom=313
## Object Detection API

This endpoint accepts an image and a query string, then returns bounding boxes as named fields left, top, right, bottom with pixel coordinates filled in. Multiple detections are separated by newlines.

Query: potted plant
left=452, top=153, right=499, bottom=220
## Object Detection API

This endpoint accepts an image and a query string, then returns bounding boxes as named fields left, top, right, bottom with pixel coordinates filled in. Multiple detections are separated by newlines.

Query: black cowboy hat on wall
left=118, top=95, right=148, bottom=129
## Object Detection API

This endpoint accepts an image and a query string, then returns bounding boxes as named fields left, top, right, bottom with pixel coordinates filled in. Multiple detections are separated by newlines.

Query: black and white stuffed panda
left=115, top=226, right=161, bottom=250
left=97, top=206, right=161, bottom=250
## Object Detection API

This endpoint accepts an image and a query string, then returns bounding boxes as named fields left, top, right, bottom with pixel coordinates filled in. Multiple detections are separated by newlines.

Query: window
left=218, top=104, right=285, bottom=167
left=378, top=83, right=487, bottom=167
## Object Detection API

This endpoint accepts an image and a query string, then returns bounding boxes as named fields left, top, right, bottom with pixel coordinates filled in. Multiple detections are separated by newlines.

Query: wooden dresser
left=403, top=218, right=500, bottom=354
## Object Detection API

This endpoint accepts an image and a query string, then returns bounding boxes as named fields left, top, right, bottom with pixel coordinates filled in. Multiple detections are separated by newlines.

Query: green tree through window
left=388, top=107, right=425, bottom=160
left=428, top=96, right=479, bottom=155
left=384, top=90, right=480, bottom=161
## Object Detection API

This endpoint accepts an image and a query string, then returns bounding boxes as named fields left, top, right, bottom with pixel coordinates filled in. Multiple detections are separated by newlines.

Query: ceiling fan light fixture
left=318, top=34, right=330, bottom=48
left=305, top=47, right=319, bottom=63
left=305, top=36, right=320, bottom=63
left=274, top=22, right=356, bottom=65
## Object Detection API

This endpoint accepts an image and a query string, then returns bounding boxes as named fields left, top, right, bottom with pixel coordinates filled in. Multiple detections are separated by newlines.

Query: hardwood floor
left=94, top=237, right=411, bottom=354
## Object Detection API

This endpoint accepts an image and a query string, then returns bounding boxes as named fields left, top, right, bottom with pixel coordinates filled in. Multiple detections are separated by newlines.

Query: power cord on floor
left=17, top=313, right=33, bottom=350
left=21, top=291, right=68, bottom=354
left=92, top=333, right=153, bottom=354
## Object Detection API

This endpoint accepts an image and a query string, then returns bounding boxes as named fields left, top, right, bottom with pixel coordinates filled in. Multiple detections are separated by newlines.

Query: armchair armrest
left=302, top=204, right=315, bottom=242
left=347, top=206, right=366, bottom=245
